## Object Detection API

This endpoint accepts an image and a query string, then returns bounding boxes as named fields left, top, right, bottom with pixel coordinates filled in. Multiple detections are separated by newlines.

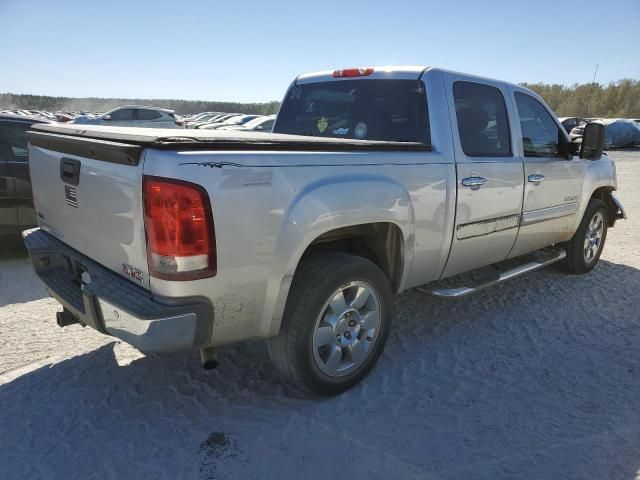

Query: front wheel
left=561, top=198, right=608, bottom=274
left=268, top=252, right=393, bottom=397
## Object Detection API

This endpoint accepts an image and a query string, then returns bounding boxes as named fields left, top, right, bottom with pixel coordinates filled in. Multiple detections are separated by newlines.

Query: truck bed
left=30, top=123, right=430, bottom=166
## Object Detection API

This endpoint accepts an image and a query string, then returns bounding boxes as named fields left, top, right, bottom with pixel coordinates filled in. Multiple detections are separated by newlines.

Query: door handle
left=461, top=176, right=487, bottom=187
left=528, top=173, right=545, bottom=184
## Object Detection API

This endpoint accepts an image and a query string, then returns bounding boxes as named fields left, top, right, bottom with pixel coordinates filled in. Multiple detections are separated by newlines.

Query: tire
left=268, top=252, right=394, bottom=397
left=561, top=198, right=608, bottom=274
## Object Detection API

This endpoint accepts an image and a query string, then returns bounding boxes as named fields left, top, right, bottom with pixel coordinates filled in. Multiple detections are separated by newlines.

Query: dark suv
left=0, top=113, right=50, bottom=236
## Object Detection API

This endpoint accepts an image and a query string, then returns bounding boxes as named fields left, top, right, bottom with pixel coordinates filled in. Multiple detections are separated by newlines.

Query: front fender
left=572, top=158, right=618, bottom=233
left=259, top=174, right=415, bottom=337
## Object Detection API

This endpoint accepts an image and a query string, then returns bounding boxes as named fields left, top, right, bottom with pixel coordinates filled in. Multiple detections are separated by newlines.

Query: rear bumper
left=22, top=228, right=213, bottom=352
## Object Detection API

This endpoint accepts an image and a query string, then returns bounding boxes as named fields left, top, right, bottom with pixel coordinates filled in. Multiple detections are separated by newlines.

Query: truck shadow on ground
left=1, top=260, right=640, bottom=479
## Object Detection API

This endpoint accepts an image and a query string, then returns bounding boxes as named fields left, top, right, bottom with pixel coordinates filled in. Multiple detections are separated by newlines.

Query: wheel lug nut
left=349, top=320, right=356, bottom=327
left=344, top=332, right=351, bottom=339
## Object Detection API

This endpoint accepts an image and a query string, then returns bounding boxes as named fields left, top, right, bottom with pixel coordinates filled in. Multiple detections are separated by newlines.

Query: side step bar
left=417, top=247, right=566, bottom=298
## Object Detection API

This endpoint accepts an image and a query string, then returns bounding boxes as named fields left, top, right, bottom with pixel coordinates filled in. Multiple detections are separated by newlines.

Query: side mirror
left=103, top=114, right=112, bottom=121
left=579, top=122, right=605, bottom=160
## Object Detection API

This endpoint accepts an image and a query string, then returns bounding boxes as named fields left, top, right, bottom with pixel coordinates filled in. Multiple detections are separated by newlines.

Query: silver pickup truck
left=23, top=66, right=626, bottom=396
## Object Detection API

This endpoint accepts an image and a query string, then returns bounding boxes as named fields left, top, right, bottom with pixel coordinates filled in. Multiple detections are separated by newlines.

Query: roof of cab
left=294, top=65, right=537, bottom=96
left=295, top=65, right=430, bottom=84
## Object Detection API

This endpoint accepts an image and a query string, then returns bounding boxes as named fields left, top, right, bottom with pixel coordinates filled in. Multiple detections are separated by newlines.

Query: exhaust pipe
left=56, top=308, right=79, bottom=327
left=200, top=347, right=218, bottom=370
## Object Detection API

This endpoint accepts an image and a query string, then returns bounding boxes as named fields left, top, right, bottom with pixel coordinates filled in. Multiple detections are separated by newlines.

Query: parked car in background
left=190, top=113, right=241, bottom=129
left=569, top=123, right=587, bottom=141
left=217, top=115, right=276, bottom=132
left=601, top=119, right=640, bottom=148
left=55, top=113, right=75, bottom=122
left=0, top=113, right=50, bottom=237
left=187, top=114, right=230, bottom=129
left=72, top=106, right=185, bottom=129
left=187, top=114, right=229, bottom=128
left=571, top=119, right=640, bottom=148
left=199, top=114, right=260, bottom=130
left=187, top=112, right=223, bottom=122
left=184, top=112, right=224, bottom=126
left=559, top=117, right=585, bottom=135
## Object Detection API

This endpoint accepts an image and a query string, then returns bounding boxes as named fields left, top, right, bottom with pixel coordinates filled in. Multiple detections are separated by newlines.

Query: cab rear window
left=274, top=79, right=430, bottom=144
left=0, top=121, right=30, bottom=162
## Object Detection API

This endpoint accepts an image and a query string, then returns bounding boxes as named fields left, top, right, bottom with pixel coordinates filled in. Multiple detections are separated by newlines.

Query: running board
left=417, top=247, right=566, bottom=298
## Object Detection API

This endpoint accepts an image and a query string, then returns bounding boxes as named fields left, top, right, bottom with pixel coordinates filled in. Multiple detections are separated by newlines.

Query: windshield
left=274, top=79, right=430, bottom=143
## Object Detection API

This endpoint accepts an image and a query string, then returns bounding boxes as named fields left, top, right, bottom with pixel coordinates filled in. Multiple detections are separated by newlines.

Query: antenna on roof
left=585, top=64, right=599, bottom=117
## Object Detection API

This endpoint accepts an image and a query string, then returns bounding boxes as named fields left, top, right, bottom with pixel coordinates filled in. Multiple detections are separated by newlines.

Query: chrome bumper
left=22, top=228, right=213, bottom=352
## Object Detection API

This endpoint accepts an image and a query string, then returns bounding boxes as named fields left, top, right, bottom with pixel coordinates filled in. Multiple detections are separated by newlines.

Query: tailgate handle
left=60, top=158, right=81, bottom=186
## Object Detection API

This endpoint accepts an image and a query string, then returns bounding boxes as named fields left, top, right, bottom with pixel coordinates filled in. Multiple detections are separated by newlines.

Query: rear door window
left=274, top=79, right=430, bottom=144
left=453, top=81, right=511, bottom=157
left=514, top=92, right=566, bottom=158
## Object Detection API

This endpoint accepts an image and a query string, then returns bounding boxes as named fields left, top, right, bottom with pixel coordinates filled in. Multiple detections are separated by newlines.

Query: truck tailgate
left=28, top=132, right=151, bottom=289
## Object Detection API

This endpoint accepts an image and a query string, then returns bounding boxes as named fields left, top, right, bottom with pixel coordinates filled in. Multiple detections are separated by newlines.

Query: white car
left=217, top=115, right=276, bottom=132
left=72, top=106, right=185, bottom=129
left=198, top=114, right=260, bottom=130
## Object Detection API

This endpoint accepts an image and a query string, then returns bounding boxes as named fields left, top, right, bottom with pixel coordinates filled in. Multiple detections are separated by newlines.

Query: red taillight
left=143, top=176, right=216, bottom=280
left=333, top=67, right=374, bottom=78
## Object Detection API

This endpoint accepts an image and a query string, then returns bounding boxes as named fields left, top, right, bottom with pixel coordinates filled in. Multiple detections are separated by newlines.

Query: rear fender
left=260, top=174, right=414, bottom=337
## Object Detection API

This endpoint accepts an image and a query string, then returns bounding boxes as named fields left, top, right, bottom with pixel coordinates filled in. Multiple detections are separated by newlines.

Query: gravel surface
left=1, top=151, right=639, bottom=480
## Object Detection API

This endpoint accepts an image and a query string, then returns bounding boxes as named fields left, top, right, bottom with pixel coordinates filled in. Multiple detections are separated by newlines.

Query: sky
left=1, top=0, right=639, bottom=103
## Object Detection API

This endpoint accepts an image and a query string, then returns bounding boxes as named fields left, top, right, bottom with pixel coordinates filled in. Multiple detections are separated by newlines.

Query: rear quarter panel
left=142, top=149, right=454, bottom=346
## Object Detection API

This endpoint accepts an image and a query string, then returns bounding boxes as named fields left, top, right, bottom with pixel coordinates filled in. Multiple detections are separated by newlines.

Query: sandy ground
left=1, top=151, right=639, bottom=480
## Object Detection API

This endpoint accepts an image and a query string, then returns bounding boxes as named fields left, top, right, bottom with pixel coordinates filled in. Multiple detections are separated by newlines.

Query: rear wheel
left=561, top=198, right=608, bottom=274
left=268, top=252, right=393, bottom=397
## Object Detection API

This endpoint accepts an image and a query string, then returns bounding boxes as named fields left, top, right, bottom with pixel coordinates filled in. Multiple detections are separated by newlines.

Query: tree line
left=2, top=78, right=639, bottom=118
left=0, top=93, right=280, bottom=116
left=520, top=79, right=639, bottom=118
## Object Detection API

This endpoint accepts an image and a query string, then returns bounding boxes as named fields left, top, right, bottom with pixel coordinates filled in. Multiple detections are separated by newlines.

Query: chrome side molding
left=520, top=202, right=579, bottom=226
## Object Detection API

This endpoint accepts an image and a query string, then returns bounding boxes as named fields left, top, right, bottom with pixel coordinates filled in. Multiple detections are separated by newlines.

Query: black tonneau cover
left=29, top=123, right=430, bottom=166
